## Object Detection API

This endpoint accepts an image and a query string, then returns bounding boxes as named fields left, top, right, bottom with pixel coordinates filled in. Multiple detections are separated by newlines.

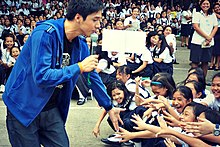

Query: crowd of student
left=0, top=0, right=220, bottom=146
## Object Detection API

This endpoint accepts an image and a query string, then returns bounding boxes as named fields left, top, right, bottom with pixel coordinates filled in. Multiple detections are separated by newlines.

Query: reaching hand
left=131, top=114, right=148, bottom=131
left=156, top=115, right=170, bottom=137
left=92, top=125, right=100, bottom=138
left=164, top=138, right=176, bottom=147
left=163, top=110, right=180, bottom=127
left=116, top=127, right=134, bottom=143
left=108, top=107, right=126, bottom=131
left=184, top=117, right=215, bottom=136
left=81, top=55, right=99, bottom=73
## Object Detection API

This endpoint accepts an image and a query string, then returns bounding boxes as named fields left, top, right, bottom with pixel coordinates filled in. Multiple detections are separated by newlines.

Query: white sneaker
left=0, top=85, right=5, bottom=93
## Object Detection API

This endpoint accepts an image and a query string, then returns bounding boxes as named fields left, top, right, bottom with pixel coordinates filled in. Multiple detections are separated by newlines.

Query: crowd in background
left=0, top=0, right=220, bottom=146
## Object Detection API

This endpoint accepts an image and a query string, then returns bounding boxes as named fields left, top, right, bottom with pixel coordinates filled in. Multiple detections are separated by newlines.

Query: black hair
left=117, top=65, right=132, bottom=75
left=10, top=45, right=21, bottom=57
left=185, top=80, right=206, bottom=99
left=107, top=80, right=133, bottom=108
left=3, top=33, right=15, bottom=49
left=163, top=25, right=173, bottom=34
left=151, top=72, right=176, bottom=98
left=173, top=86, right=193, bottom=102
left=132, top=6, right=140, bottom=12
left=98, top=51, right=112, bottom=69
left=197, top=0, right=213, bottom=15
left=146, top=31, right=158, bottom=48
left=182, top=102, right=208, bottom=121
left=66, top=0, right=104, bottom=20
left=212, top=72, right=220, bottom=82
left=204, top=109, right=220, bottom=124
left=153, top=34, right=172, bottom=57
left=188, top=67, right=204, bottom=75
left=185, top=71, right=206, bottom=90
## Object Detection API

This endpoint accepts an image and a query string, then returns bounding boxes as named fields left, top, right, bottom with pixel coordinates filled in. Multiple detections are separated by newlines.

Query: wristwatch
left=213, top=124, right=220, bottom=136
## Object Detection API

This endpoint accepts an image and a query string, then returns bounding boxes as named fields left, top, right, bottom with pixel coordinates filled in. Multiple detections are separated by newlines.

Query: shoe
left=87, top=89, right=94, bottom=100
left=101, top=138, right=121, bottom=146
left=121, top=141, right=135, bottom=147
left=0, top=85, right=5, bottom=93
left=77, top=97, right=87, bottom=105
left=209, top=66, right=214, bottom=70
left=214, top=67, right=219, bottom=71
left=173, top=61, right=179, bottom=64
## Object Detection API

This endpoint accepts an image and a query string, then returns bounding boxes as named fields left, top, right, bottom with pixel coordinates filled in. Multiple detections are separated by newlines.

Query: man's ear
left=75, top=13, right=83, bottom=23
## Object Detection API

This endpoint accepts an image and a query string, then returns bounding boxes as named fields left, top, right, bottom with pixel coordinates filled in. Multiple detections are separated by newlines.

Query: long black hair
left=153, top=34, right=172, bottom=57
left=107, top=80, right=133, bottom=108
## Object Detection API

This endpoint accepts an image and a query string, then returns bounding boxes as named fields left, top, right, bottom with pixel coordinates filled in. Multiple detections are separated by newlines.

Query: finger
left=119, top=108, right=126, bottom=112
left=113, top=121, right=119, bottom=132
left=166, top=121, right=173, bottom=126
left=163, top=116, right=172, bottom=121
left=133, top=126, right=141, bottom=130
left=118, top=116, right=124, bottom=126
left=119, top=127, right=126, bottom=132
left=162, top=110, right=172, bottom=116
left=164, top=140, right=169, bottom=146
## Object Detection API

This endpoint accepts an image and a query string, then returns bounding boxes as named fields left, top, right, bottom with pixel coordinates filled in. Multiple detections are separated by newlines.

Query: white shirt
left=191, top=11, right=218, bottom=45
left=1, top=48, right=16, bottom=65
left=141, top=48, right=154, bottom=64
left=108, top=52, right=127, bottom=66
left=181, top=10, right=192, bottom=24
left=166, top=34, right=177, bottom=50
left=201, top=94, right=220, bottom=111
left=125, top=78, right=151, bottom=99
left=124, top=16, right=140, bottom=31
left=97, top=59, right=115, bottom=74
left=158, top=47, right=173, bottom=63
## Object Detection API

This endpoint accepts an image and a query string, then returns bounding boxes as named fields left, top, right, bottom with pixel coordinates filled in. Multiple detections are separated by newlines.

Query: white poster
left=102, top=29, right=146, bottom=53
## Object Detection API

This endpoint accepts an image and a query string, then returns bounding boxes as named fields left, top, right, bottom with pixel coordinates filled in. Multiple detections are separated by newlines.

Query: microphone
left=90, top=32, right=98, bottom=55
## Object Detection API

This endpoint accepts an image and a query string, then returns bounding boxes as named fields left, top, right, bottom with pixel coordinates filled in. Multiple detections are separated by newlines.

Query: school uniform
left=97, top=59, right=116, bottom=86
left=212, top=17, right=220, bottom=56
left=190, top=11, right=218, bottom=63
left=181, top=10, right=192, bottom=37
left=153, top=47, right=173, bottom=75
left=201, top=94, right=220, bottom=111
left=127, top=48, right=154, bottom=78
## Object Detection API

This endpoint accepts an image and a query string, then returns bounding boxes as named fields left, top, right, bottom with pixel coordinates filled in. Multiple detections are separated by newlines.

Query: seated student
left=104, top=73, right=176, bottom=146
left=152, top=34, right=173, bottom=75
left=201, top=72, right=220, bottom=111
left=92, top=80, right=135, bottom=146
left=0, top=33, right=17, bottom=93
left=185, top=80, right=206, bottom=103
left=108, top=51, right=127, bottom=68
left=10, top=46, right=20, bottom=61
left=116, top=65, right=151, bottom=100
left=0, top=48, right=4, bottom=93
left=116, top=86, right=195, bottom=147
left=157, top=104, right=220, bottom=146
left=96, top=51, right=116, bottom=87
left=184, top=111, right=220, bottom=137
left=126, top=42, right=154, bottom=79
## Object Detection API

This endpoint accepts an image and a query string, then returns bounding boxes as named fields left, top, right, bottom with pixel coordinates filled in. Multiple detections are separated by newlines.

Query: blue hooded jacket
left=3, top=18, right=113, bottom=127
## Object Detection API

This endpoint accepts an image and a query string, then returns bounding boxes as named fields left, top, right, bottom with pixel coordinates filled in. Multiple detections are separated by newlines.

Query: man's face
left=79, top=10, right=102, bottom=37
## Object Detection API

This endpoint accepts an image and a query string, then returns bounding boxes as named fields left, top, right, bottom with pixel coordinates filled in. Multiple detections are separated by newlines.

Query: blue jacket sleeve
left=31, top=30, right=81, bottom=87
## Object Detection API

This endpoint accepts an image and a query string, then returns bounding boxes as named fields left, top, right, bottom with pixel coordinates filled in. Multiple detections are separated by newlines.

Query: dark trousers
left=6, top=107, right=69, bottom=147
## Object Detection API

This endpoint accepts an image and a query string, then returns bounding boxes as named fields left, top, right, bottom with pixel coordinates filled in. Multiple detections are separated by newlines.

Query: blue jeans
left=6, top=107, right=69, bottom=147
